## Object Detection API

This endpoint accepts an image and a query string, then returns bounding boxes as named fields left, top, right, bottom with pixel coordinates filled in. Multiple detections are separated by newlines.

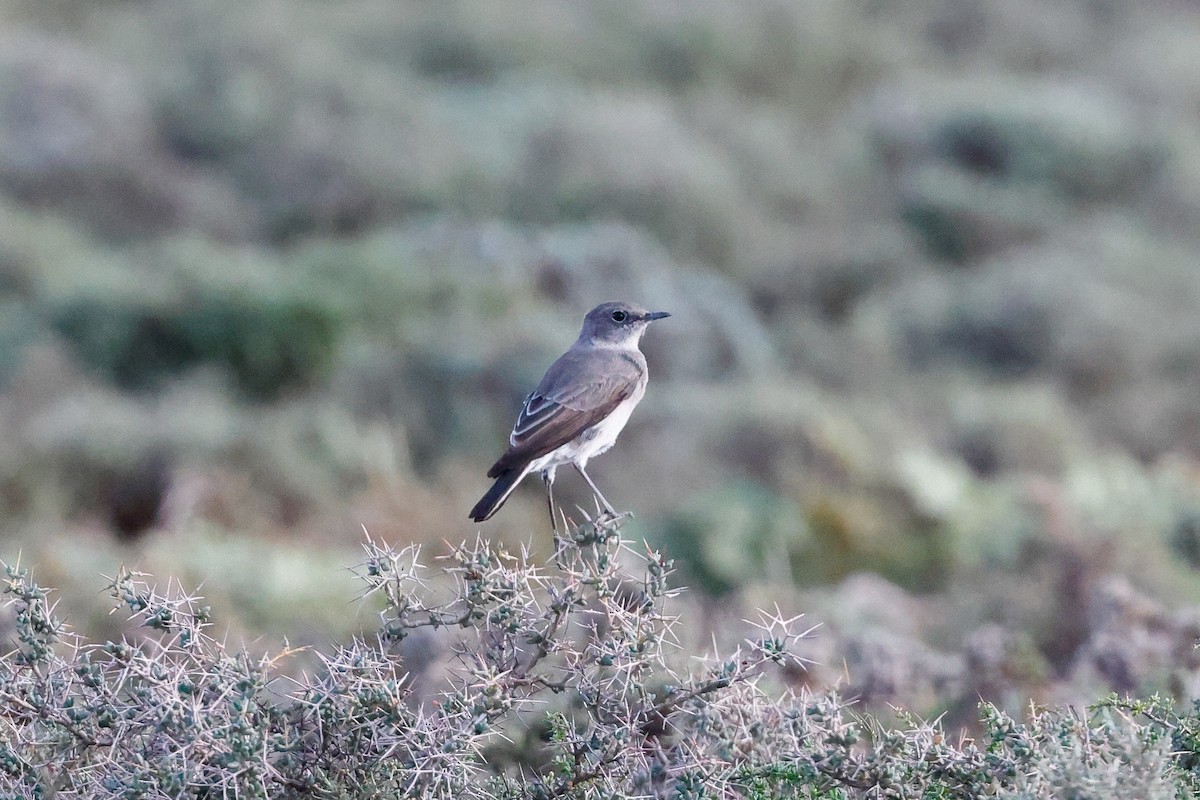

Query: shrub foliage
left=1, top=517, right=1197, bottom=798
left=51, top=294, right=341, bottom=401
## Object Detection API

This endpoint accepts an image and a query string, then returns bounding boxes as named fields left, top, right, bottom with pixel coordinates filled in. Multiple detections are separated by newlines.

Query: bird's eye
left=611, top=310, right=627, bottom=322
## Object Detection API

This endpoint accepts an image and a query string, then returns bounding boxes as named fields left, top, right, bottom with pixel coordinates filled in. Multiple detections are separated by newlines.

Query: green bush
left=874, top=81, right=1167, bottom=262
left=658, top=480, right=808, bottom=595
left=51, top=294, right=342, bottom=401
left=0, top=301, right=41, bottom=391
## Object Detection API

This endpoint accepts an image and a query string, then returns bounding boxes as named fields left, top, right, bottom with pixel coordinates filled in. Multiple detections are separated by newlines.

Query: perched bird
left=469, top=301, right=670, bottom=528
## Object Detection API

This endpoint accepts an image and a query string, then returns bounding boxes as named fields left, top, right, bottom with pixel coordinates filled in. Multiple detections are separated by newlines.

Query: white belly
left=528, top=392, right=642, bottom=475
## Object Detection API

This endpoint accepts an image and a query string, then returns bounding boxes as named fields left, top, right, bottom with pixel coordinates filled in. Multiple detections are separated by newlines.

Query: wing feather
left=487, top=348, right=644, bottom=477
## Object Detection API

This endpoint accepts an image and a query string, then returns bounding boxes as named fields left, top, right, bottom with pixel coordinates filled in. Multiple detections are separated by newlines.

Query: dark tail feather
left=469, top=467, right=528, bottom=522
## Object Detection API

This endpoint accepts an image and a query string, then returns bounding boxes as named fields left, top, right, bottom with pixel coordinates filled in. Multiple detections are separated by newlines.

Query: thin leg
left=573, top=463, right=618, bottom=517
left=542, top=470, right=558, bottom=533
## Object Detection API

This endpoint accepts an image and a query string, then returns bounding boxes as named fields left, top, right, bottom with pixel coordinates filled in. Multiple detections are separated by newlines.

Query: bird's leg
left=573, top=463, right=619, bottom=518
left=542, top=470, right=558, bottom=534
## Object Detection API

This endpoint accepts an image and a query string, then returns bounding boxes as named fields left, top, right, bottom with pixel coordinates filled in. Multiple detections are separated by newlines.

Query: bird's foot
left=596, top=508, right=632, bottom=526
left=586, top=496, right=630, bottom=526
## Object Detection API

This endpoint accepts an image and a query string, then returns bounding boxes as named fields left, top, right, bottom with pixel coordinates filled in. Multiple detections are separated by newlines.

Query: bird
left=469, top=301, right=670, bottom=529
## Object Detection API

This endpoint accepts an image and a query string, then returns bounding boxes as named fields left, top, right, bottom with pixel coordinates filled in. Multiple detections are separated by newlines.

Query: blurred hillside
left=5, top=0, right=1200, bottom=717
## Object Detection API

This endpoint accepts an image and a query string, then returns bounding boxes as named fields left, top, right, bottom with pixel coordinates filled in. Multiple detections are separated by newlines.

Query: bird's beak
left=644, top=311, right=671, bottom=321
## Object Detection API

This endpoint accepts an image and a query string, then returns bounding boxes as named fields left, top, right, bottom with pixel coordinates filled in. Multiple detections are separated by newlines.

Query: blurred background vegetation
left=4, top=0, right=1200, bottom=727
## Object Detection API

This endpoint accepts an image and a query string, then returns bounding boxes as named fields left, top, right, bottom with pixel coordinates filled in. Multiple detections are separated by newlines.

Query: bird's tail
left=468, top=467, right=528, bottom=522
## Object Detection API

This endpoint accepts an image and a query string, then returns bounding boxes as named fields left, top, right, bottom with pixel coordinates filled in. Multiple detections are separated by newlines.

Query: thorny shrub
left=1, top=516, right=1198, bottom=798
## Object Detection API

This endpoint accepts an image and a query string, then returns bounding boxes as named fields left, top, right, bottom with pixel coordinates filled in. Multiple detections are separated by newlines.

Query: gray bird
left=469, top=301, right=670, bottom=527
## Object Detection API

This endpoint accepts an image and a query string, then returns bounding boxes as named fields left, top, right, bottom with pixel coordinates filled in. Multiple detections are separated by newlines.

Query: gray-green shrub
left=3, top=517, right=1199, bottom=798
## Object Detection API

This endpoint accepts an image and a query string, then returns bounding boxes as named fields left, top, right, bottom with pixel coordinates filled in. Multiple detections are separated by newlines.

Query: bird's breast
left=529, top=380, right=646, bottom=472
left=578, top=385, right=643, bottom=450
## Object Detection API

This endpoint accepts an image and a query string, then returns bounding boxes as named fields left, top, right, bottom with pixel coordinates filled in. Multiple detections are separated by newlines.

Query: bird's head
left=579, top=301, right=670, bottom=347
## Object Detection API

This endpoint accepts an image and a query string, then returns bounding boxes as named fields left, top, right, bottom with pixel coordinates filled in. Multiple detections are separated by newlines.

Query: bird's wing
left=487, top=348, right=644, bottom=477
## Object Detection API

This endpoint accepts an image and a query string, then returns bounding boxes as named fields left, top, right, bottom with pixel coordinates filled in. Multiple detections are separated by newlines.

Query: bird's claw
left=596, top=508, right=631, bottom=526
